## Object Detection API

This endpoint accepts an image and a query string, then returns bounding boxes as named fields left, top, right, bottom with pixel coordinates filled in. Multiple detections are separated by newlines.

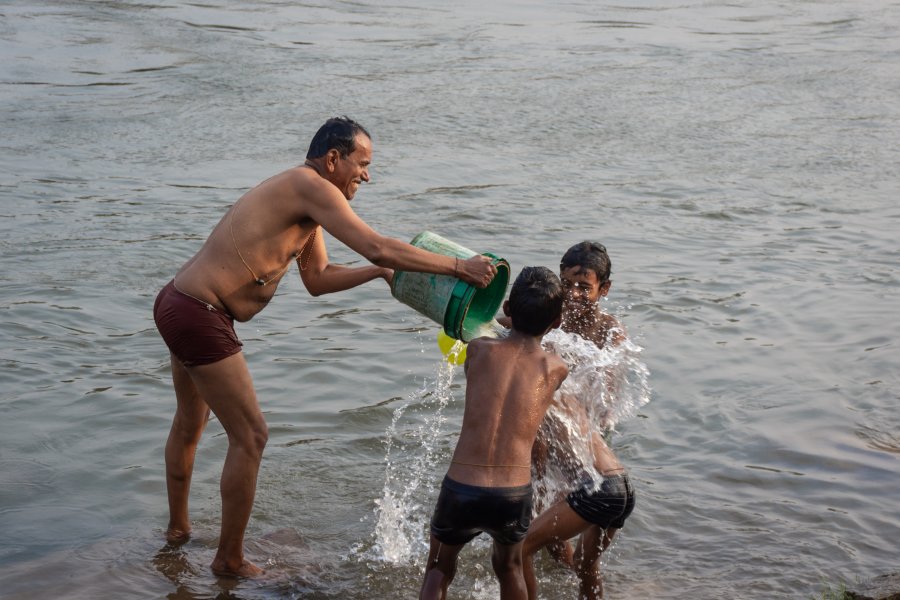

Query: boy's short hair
left=306, top=116, right=371, bottom=159
left=560, top=241, right=611, bottom=284
left=508, top=266, right=564, bottom=335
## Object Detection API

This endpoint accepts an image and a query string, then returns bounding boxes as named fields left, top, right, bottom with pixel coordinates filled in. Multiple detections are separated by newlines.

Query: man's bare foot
left=165, top=527, right=192, bottom=544
left=211, top=558, right=264, bottom=578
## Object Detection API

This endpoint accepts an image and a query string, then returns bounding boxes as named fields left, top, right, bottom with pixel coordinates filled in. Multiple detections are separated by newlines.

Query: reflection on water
left=150, top=529, right=330, bottom=600
left=153, top=544, right=203, bottom=597
left=855, top=425, right=900, bottom=455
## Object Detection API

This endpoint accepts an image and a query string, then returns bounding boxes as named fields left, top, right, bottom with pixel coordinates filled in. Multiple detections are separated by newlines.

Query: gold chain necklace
left=229, top=198, right=317, bottom=286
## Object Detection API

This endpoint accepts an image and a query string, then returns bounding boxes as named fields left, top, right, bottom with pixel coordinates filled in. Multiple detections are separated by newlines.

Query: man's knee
left=170, top=410, right=209, bottom=446
left=242, top=420, right=268, bottom=456
left=253, top=421, right=269, bottom=453
left=222, top=415, right=268, bottom=458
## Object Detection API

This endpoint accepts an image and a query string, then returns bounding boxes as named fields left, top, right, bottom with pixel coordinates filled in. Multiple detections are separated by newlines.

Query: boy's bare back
left=447, top=332, right=568, bottom=488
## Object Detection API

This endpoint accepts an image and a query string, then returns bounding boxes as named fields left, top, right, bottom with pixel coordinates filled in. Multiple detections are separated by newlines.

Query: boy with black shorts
left=419, top=267, right=569, bottom=600
left=522, top=241, right=637, bottom=600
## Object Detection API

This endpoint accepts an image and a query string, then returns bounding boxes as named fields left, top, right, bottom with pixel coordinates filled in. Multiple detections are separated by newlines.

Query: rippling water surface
left=1, top=1, right=898, bottom=598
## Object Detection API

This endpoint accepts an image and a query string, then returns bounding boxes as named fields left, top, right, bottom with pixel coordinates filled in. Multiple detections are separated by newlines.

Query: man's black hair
left=560, top=241, right=611, bottom=284
left=508, top=266, right=564, bottom=335
left=306, top=116, right=371, bottom=159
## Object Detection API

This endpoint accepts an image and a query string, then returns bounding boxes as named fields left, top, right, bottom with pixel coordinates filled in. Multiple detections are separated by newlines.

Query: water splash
left=544, top=328, right=651, bottom=431
left=360, top=324, right=501, bottom=565
left=363, top=358, right=459, bottom=565
left=535, top=328, right=652, bottom=507
left=362, top=325, right=650, bottom=565
left=462, top=318, right=504, bottom=342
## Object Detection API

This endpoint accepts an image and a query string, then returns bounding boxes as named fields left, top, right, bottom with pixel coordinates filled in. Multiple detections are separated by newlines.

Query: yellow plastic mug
left=437, top=330, right=467, bottom=366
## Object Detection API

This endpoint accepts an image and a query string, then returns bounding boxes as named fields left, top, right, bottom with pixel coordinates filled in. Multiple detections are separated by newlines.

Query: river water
left=1, top=1, right=898, bottom=598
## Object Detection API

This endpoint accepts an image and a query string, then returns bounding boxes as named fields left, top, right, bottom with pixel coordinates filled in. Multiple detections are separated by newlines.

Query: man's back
left=447, top=331, right=568, bottom=488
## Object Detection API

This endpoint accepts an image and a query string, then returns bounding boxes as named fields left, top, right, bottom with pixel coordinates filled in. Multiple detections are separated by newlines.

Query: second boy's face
left=560, top=266, right=604, bottom=317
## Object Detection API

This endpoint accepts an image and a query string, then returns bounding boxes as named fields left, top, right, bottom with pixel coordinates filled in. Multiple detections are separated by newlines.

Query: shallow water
left=2, top=0, right=899, bottom=598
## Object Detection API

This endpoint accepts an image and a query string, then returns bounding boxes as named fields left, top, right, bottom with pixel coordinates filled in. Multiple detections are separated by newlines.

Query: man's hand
left=457, top=255, right=498, bottom=288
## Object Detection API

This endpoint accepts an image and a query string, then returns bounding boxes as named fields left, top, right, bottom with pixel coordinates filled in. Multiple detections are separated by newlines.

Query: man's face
left=560, top=266, right=603, bottom=318
left=334, top=134, right=372, bottom=200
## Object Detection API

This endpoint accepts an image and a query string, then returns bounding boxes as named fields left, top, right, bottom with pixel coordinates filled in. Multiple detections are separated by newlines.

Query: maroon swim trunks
left=153, top=280, right=243, bottom=366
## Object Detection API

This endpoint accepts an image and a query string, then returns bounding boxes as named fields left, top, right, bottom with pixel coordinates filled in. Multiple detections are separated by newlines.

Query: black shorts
left=430, top=476, right=533, bottom=546
left=566, top=473, right=635, bottom=529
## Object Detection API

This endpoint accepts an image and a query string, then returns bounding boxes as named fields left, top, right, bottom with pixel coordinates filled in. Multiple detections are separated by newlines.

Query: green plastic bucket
left=391, top=231, right=510, bottom=342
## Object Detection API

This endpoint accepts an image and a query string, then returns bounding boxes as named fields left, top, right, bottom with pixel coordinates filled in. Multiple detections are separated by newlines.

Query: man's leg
left=522, top=500, right=592, bottom=600
left=491, top=541, right=527, bottom=600
left=419, top=534, right=465, bottom=600
left=574, top=526, right=618, bottom=600
left=183, top=352, right=269, bottom=577
left=165, top=353, right=211, bottom=543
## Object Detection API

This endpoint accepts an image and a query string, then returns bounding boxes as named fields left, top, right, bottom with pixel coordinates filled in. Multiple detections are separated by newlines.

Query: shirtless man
left=153, top=117, right=497, bottom=577
left=522, top=241, right=636, bottom=600
left=419, top=267, right=569, bottom=600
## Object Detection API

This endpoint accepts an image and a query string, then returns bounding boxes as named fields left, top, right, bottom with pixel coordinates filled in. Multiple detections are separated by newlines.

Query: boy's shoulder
left=598, top=312, right=624, bottom=335
left=467, top=334, right=523, bottom=355
left=463, top=335, right=503, bottom=363
left=600, top=312, right=627, bottom=346
left=470, top=334, right=564, bottom=364
left=546, top=347, right=569, bottom=380
left=576, top=311, right=626, bottom=349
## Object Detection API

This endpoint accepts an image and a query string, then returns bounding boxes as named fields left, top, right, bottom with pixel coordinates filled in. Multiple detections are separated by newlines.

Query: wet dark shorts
left=430, top=476, right=533, bottom=546
left=566, top=473, right=636, bottom=529
left=153, top=280, right=243, bottom=367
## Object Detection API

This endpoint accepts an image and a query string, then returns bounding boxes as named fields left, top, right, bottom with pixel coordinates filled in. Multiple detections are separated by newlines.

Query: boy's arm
left=531, top=424, right=551, bottom=479
left=532, top=388, right=572, bottom=488
left=462, top=337, right=483, bottom=377
left=554, top=356, right=569, bottom=390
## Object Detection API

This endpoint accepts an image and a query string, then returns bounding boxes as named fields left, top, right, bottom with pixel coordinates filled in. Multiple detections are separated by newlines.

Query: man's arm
left=299, top=174, right=496, bottom=288
left=298, top=226, right=392, bottom=296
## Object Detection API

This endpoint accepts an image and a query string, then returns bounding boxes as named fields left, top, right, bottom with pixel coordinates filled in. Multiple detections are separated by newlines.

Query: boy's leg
left=491, top=541, right=527, bottom=600
left=165, top=354, right=211, bottom=543
left=523, top=546, right=539, bottom=600
left=183, top=352, right=269, bottom=577
left=546, top=539, right=575, bottom=568
left=522, top=500, right=592, bottom=600
left=419, top=534, right=465, bottom=600
left=575, top=526, right=618, bottom=600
